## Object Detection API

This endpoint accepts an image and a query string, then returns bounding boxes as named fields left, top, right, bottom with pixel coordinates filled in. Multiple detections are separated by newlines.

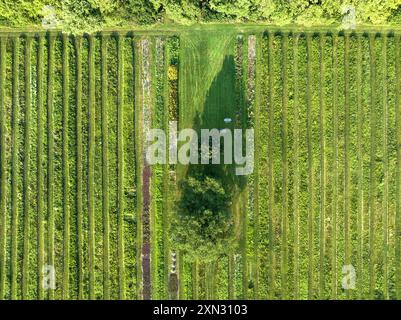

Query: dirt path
left=141, top=39, right=152, bottom=300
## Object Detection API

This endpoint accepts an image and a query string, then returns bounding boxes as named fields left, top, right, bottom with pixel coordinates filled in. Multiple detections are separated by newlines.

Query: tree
left=209, top=0, right=276, bottom=20
left=0, top=0, right=60, bottom=27
left=60, top=0, right=104, bottom=34
left=150, top=0, right=203, bottom=24
left=2, top=0, right=401, bottom=31
left=171, top=173, right=235, bottom=262
left=60, top=0, right=161, bottom=33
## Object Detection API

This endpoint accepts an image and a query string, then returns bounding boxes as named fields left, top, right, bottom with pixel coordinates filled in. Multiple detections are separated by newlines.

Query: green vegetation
left=0, top=34, right=6, bottom=300
left=2, top=1, right=401, bottom=32
left=1, top=18, right=401, bottom=300
left=171, top=173, right=235, bottom=262
left=21, top=36, right=32, bottom=300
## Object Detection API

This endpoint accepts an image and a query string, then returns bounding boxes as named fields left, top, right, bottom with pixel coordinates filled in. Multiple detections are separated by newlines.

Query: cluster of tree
left=171, top=172, right=235, bottom=262
left=1, top=1, right=401, bottom=33
left=0, top=0, right=160, bottom=32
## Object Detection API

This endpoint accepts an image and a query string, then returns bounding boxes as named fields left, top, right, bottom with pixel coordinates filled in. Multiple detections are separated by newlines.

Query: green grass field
left=0, top=26, right=401, bottom=300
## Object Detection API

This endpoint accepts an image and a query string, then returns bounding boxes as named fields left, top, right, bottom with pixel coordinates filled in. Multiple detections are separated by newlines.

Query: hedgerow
left=1, top=1, right=401, bottom=33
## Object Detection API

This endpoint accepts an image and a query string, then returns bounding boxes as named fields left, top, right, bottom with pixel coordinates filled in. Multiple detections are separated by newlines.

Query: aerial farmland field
left=1, top=22, right=401, bottom=302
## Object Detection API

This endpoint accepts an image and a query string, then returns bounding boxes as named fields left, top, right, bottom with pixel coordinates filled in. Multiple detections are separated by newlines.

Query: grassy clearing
left=178, top=29, right=236, bottom=300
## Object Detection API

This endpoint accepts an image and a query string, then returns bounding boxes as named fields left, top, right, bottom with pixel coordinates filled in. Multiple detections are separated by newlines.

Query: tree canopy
left=1, top=0, right=401, bottom=32
left=171, top=173, right=235, bottom=262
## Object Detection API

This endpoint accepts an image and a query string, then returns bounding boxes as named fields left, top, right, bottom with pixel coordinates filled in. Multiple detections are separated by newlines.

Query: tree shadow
left=184, top=54, right=247, bottom=193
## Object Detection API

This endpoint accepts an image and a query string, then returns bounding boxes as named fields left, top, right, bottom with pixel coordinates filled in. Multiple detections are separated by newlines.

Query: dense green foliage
left=171, top=174, right=235, bottom=262
left=60, top=0, right=160, bottom=33
left=1, top=24, right=401, bottom=300
left=0, top=0, right=58, bottom=26
left=0, top=0, right=160, bottom=32
left=1, top=0, right=401, bottom=32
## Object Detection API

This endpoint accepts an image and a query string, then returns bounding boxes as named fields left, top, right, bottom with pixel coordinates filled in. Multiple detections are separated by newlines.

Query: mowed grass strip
left=36, top=34, right=45, bottom=300
left=318, top=34, right=326, bottom=299
left=46, top=33, right=55, bottom=300
left=241, top=36, right=249, bottom=301
left=253, top=34, right=262, bottom=300
left=280, top=33, right=289, bottom=299
left=134, top=37, right=143, bottom=299
left=88, top=34, right=96, bottom=300
left=395, top=34, right=401, bottom=300
left=356, top=34, right=364, bottom=299
left=150, top=37, right=158, bottom=300
left=74, top=35, right=84, bottom=300
left=122, top=34, right=137, bottom=300
left=331, top=34, right=339, bottom=299
left=267, top=31, right=275, bottom=299
left=344, top=33, right=351, bottom=299
left=369, top=34, right=377, bottom=299
left=292, top=33, right=300, bottom=300
left=381, top=34, right=389, bottom=300
left=116, top=34, right=125, bottom=300
left=62, top=33, right=70, bottom=300
left=10, top=36, right=20, bottom=300
left=306, top=33, right=314, bottom=299
left=0, top=35, right=6, bottom=301
left=162, top=38, right=170, bottom=300
left=21, top=35, right=32, bottom=300
left=101, top=33, right=110, bottom=300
